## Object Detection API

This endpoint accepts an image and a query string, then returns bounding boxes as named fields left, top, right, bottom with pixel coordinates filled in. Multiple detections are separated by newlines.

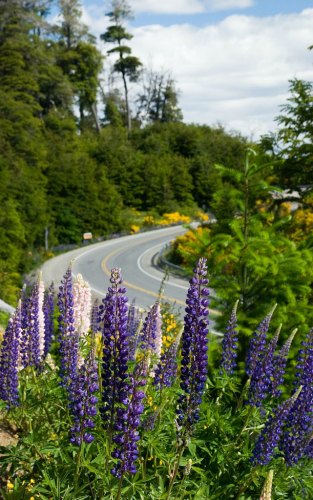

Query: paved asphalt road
left=41, top=225, right=190, bottom=314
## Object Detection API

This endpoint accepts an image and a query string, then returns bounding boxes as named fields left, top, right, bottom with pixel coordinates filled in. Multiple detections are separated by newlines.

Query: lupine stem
left=74, top=442, right=86, bottom=496
left=166, top=446, right=185, bottom=500
left=30, top=367, right=53, bottom=426
left=236, top=378, right=251, bottom=411
left=116, top=472, right=124, bottom=500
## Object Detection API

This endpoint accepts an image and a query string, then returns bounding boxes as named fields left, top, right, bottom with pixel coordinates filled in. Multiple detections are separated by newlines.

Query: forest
left=0, top=0, right=250, bottom=303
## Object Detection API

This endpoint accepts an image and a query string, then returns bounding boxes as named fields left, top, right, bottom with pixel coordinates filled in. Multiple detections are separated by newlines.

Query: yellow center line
left=101, top=245, right=221, bottom=317
left=101, top=247, right=187, bottom=306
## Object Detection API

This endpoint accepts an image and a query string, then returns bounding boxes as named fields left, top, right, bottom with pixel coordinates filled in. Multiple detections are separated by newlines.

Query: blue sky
left=75, top=0, right=313, bottom=137
left=83, top=0, right=313, bottom=26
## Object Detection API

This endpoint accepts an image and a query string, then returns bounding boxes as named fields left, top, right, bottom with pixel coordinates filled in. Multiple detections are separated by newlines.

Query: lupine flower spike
left=154, top=330, right=182, bottom=390
left=57, top=267, right=78, bottom=391
left=252, top=386, right=302, bottom=465
left=220, top=300, right=239, bottom=375
left=271, top=328, right=297, bottom=398
left=20, top=278, right=45, bottom=368
left=69, top=343, right=99, bottom=445
left=248, top=323, right=281, bottom=407
left=280, top=327, right=313, bottom=464
left=246, top=304, right=277, bottom=378
left=111, top=356, right=148, bottom=477
left=43, top=283, right=54, bottom=358
left=0, top=302, right=22, bottom=408
left=101, top=268, right=129, bottom=434
left=91, top=299, right=100, bottom=333
left=127, top=300, right=141, bottom=361
left=139, top=301, right=162, bottom=375
left=176, top=257, right=209, bottom=445
left=73, top=273, right=92, bottom=338
left=73, top=273, right=92, bottom=367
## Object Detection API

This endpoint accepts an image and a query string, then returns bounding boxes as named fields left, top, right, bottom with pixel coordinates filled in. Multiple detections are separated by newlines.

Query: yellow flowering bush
left=196, top=211, right=209, bottom=222
left=158, top=212, right=191, bottom=226
left=143, top=215, right=155, bottom=226
left=161, top=311, right=180, bottom=354
left=130, top=224, right=140, bottom=234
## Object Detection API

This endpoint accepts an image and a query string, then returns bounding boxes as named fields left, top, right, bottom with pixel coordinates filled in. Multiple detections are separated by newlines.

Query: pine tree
left=100, top=0, right=142, bottom=132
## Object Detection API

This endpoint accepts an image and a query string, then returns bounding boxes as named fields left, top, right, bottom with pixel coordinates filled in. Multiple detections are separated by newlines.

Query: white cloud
left=131, top=0, right=204, bottom=15
left=84, top=5, right=313, bottom=138
left=206, top=0, right=254, bottom=11
left=129, top=9, right=313, bottom=137
left=129, top=0, right=254, bottom=15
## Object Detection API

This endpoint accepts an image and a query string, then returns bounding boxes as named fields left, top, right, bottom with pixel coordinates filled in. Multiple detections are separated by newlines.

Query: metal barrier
left=157, top=243, right=190, bottom=279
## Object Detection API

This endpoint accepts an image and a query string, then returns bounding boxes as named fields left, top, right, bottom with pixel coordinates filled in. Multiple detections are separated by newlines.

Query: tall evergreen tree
left=259, top=79, right=313, bottom=193
left=100, top=0, right=142, bottom=131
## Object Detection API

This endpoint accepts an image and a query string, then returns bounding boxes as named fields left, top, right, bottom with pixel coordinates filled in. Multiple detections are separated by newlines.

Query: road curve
left=41, top=225, right=190, bottom=313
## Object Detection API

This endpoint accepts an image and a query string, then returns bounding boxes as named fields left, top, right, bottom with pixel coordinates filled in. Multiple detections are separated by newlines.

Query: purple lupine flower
left=139, top=301, right=162, bottom=375
left=127, top=300, right=141, bottom=361
left=153, top=330, right=182, bottom=389
left=0, top=303, right=22, bottom=408
left=247, top=325, right=281, bottom=408
left=279, top=327, right=313, bottom=465
left=271, top=328, right=297, bottom=398
left=176, top=258, right=209, bottom=445
left=20, top=280, right=44, bottom=368
left=91, top=299, right=101, bottom=334
left=246, top=304, right=277, bottom=378
left=69, top=346, right=99, bottom=446
left=20, top=286, right=31, bottom=368
left=220, top=300, right=239, bottom=375
left=101, top=268, right=129, bottom=431
left=43, top=283, right=54, bottom=357
left=111, top=357, right=147, bottom=477
left=139, top=302, right=160, bottom=353
left=252, top=386, right=302, bottom=465
left=57, top=267, right=79, bottom=390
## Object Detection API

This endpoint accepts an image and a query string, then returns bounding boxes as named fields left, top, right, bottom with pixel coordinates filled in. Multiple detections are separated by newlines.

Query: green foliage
left=259, top=78, right=313, bottom=192
left=170, top=150, right=313, bottom=340
left=1, top=303, right=313, bottom=499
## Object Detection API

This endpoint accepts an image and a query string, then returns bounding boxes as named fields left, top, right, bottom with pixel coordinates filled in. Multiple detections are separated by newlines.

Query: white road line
left=137, top=244, right=188, bottom=291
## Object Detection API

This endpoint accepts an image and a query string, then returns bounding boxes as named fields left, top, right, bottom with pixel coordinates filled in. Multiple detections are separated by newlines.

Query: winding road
left=41, top=225, right=190, bottom=314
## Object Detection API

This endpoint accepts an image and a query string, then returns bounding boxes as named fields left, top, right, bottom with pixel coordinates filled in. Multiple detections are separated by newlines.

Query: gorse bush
left=1, top=259, right=313, bottom=499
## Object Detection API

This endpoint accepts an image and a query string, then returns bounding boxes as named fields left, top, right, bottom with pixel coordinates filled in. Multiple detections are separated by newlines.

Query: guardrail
left=156, top=242, right=190, bottom=279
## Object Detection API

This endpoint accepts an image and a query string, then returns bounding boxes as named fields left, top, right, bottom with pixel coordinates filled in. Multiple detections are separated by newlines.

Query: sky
left=78, top=0, right=313, bottom=138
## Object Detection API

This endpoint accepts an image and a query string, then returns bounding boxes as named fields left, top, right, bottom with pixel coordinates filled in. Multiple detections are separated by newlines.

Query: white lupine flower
left=73, top=274, right=92, bottom=337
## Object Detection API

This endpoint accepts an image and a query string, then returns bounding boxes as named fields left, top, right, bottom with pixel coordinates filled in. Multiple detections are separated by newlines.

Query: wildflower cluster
left=2, top=257, right=313, bottom=499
